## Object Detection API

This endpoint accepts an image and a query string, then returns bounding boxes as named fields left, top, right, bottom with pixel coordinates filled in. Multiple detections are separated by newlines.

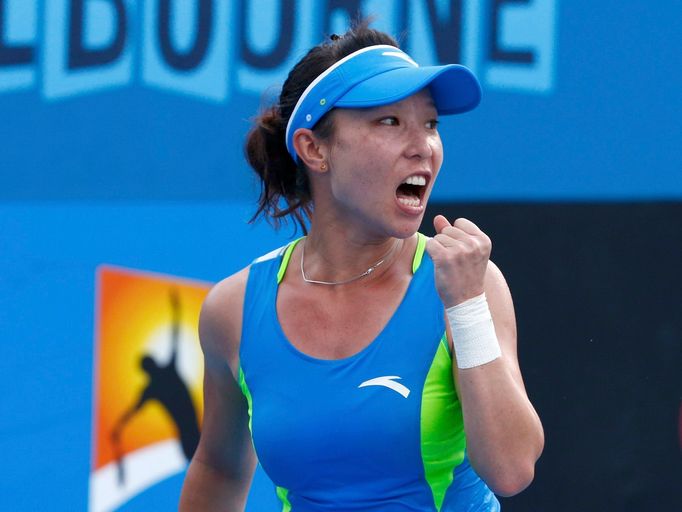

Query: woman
left=180, top=23, right=543, bottom=512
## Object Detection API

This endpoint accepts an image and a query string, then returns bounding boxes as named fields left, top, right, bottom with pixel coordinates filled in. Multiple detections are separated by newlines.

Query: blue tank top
left=238, top=235, right=500, bottom=511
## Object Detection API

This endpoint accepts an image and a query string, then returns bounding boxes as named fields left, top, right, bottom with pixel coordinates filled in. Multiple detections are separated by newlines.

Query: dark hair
left=244, top=20, right=400, bottom=234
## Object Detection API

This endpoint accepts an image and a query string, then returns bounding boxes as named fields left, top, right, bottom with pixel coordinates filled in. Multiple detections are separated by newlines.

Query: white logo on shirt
left=358, top=376, right=410, bottom=398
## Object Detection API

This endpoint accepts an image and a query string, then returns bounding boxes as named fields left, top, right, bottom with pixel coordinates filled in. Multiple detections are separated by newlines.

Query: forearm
left=179, top=456, right=253, bottom=512
left=457, top=358, right=544, bottom=496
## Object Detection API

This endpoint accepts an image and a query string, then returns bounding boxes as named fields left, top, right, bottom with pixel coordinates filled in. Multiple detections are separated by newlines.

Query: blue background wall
left=1, top=1, right=680, bottom=510
left=3, top=0, right=681, bottom=201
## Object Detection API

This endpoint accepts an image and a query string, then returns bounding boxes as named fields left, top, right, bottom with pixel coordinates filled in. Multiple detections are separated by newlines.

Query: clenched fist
left=425, top=215, right=492, bottom=308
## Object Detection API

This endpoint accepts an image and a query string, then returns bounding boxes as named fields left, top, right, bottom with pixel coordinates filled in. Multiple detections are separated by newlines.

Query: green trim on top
left=276, top=486, right=292, bottom=512
left=412, top=233, right=427, bottom=274
left=237, top=367, right=254, bottom=435
left=420, top=332, right=466, bottom=511
left=440, top=330, right=452, bottom=357
left=277, top=238, right=304, bottom=284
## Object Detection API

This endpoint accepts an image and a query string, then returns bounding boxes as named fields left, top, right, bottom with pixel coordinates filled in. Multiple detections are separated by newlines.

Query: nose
left=403, top=124, right=434, bottom=161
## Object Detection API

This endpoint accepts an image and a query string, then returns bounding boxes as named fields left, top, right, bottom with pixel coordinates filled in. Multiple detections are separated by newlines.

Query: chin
left=391, top=217, right=425, bottom=239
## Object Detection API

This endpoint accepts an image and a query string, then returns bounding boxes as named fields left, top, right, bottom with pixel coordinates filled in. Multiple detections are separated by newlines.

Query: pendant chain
left=300, top=239, right=400, bottom=286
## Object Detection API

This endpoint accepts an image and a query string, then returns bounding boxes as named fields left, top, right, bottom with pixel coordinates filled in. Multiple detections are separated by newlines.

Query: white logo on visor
left=382, top=51, right=418, bottom=67
left=358, top=376, right=411, bottom=398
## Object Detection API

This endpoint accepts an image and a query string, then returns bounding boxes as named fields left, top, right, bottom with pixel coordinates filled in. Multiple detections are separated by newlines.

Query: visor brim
left=335, top=64, right=481, bottom=114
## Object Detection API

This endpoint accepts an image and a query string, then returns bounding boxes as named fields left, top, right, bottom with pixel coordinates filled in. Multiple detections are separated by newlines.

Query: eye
left=426, top=119, right=439, bottom=130
left=378, top=116, right=399, bottom=126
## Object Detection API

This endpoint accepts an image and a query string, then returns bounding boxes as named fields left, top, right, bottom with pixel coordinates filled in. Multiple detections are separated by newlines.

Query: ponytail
left=245, top=106, right=312, bottom=234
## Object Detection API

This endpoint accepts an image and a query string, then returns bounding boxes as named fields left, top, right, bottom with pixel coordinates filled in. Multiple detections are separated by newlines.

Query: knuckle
left=465, top=238, right=479, bottom=252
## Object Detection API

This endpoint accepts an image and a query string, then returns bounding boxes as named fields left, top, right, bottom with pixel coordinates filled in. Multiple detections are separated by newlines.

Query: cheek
left=332, top=133, right=386, bottom=183
left=329, top=132, right=358, bottom=168
left=431, top=137, right=444, bottom=171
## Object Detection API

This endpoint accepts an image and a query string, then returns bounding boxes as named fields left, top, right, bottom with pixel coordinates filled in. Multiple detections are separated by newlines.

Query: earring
left=320, top=162, right=327, bottom=171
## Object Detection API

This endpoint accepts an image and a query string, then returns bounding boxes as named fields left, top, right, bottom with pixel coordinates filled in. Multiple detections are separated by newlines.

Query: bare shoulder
left=199, top=266, right=250, bottom=378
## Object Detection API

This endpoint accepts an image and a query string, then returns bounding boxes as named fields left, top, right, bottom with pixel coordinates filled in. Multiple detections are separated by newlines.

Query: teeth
left=398, top=196, right=422, bottom=207
left=402, top=175, right=426, bottom=186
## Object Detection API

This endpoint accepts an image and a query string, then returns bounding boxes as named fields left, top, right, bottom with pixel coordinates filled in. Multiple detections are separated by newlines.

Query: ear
left=292, top=128, right=329, bottom=174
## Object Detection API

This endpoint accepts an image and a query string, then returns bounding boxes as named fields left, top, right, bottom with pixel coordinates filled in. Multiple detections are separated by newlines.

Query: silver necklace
left=300, top=239, right=401, bottom=286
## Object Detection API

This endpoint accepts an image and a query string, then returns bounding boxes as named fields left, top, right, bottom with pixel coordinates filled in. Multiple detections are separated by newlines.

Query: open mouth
left=396, top=175, right=428, bottom=208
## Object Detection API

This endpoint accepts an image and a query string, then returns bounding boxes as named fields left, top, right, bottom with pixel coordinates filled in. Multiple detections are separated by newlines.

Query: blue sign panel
left=0, top=0, right=37, bottom=92
left=1, top=0, right=680, bottom=200
left=42, top=0, right=134, bottom=99
left=141, top=0, right=232, bottom=102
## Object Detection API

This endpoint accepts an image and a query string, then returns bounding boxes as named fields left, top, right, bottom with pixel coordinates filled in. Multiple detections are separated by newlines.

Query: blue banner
left=1, top=0, right=680, bottom=200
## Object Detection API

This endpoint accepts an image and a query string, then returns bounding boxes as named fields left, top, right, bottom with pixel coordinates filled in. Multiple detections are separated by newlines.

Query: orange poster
left=89, top=266, right=210, bottom=511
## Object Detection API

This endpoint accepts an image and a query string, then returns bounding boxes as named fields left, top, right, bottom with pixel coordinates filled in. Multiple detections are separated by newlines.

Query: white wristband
left=446, top=293, right=502, bottom=369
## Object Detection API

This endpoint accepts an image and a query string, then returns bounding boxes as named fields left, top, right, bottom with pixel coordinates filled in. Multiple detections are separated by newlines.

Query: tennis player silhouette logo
left=109, top=288, right=200, bottom=486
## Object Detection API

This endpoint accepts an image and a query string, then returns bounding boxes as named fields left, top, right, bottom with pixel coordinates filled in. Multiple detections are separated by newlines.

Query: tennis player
left=180, top=21, right=543, bottom=512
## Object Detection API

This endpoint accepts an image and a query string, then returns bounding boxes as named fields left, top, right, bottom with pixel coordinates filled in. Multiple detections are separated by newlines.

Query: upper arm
left=193, top=267, right=257, bottom=478
left=483, top=260, right=525, bottom=389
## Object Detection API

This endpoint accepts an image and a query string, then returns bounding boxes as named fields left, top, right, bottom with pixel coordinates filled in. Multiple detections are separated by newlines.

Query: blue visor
left=285, top=44, right=481, bottom=162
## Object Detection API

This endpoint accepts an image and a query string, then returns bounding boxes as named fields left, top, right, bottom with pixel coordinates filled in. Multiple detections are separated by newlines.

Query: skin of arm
left=179, top=268, right=257, bottom=511
left=169, top=288, right=181, bottom=368
left=450, top=260, right=544, bottom=497
left=427, top=215, right=544, bottom=497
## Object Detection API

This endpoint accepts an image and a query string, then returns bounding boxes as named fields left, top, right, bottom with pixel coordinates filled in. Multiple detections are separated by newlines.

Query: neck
left=303, top=220, right=403, bottom=285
